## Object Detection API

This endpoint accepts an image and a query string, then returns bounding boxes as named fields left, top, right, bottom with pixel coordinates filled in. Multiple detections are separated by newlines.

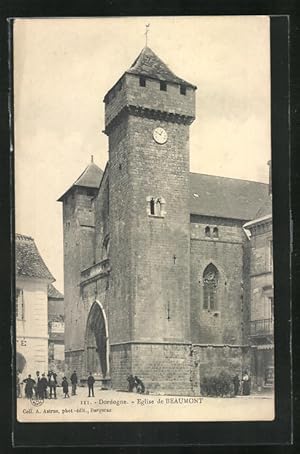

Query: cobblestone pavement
left=17, top=385, right=274, bottom=423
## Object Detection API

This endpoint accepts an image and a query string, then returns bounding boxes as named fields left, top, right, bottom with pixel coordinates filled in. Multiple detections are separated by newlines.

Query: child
left=62, top=376, right=70, bottom=398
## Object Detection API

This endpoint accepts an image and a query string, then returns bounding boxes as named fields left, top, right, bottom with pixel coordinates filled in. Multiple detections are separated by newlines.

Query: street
left=17, top=385, right=274, bottom=423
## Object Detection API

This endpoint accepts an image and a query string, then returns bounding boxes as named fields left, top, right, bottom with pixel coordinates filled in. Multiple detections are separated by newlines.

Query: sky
left=14, top=16, right=271, bottom=293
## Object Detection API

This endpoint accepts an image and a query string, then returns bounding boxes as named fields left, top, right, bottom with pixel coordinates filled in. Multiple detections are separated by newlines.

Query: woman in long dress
left=242, top=370, right=251, bottom=395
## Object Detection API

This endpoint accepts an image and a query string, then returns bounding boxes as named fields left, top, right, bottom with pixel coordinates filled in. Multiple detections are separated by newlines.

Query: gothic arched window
left=203, top=264, right=219, bottom=311
left=205, top=226, right=211, bottom=237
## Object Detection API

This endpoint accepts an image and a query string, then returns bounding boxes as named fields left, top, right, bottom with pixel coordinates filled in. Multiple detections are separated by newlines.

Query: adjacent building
left=48, top=283, right=65, bottom=368
left=244, top=175, right=274, bottom=392
left=16, top=234, right=54, bottom=377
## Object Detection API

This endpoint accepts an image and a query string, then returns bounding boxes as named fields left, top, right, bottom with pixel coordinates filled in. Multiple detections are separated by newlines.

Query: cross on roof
left=145, top=24, right=150, bottom=46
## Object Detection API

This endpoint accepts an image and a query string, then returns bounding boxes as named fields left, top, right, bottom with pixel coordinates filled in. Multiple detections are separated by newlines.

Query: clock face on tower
left=153, top=127, right=168, bottom=144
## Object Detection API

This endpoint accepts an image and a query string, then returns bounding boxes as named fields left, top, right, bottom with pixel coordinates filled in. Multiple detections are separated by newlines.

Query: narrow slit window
left=203, top=264, right=219, bottom=311
left=139, top=76, right=146, bottom=87
left=160, top=81, right=167, bottom=91
left=150, top=198, right=155, bottom=215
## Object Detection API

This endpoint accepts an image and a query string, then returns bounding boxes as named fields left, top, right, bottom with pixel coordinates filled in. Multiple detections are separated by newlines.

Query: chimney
left=267, top=160, right=272, bottom=195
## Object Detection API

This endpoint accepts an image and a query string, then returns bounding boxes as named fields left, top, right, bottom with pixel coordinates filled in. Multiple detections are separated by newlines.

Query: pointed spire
left=126, top=46, right=196, bottom=88
left=57, top=159, right=103, bottom=201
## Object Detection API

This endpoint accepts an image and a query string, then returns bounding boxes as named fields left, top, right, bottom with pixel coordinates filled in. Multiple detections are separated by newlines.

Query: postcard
left=14, top=16, right=275, bottom=423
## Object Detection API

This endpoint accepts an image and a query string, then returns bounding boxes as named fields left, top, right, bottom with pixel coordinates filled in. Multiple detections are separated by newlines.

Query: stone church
left=59, top=47, right=274, bottom=395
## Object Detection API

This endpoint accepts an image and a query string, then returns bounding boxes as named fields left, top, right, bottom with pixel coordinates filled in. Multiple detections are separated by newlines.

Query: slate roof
left=58, top=162, right=268, bottom=222
left=126, top=46, right=196, bottom=88
left=189, top=172, right=269, bottom=221
left=255, top=195, right=272, bottom=219
left=58, top=160, right=103, bottom=201
left=16, top=234, right=54, bottom=281
left=48, top=283, right=64, bottom=300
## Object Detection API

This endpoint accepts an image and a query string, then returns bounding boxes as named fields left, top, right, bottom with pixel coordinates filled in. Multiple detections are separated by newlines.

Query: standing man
left=62, top=377, right=70, bottom=398
left=87, top=372, right=95, bottom=397
left=48, top=370, right=57, bottom=399
left=70, top=370, right=78, bottom=396
left=23, top=375, right=36, bottom=399
left=35, top=371, right=41, bottom=398
left=40, top=373, right=48, bottom=399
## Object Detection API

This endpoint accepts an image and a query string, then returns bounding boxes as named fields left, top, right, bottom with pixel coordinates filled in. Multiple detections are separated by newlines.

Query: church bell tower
left=104, top=47, right=196, bottom=393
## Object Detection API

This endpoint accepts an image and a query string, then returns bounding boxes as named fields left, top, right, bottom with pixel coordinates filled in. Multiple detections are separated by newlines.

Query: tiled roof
left=48, top=283, right=64, bottom=300
left=127, top=47, right=196, bottom=88
left=16, top=234, right=54, bottom=281
left=190, top=172, right=269, bottom=221
left=255, top=195, right=272, bottom=218
left=58, top=161, right=103, bottom=201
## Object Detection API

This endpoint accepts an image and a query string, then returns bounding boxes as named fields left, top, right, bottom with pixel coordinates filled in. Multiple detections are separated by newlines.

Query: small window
left=160, top=81, right=167, bottom=91
left=16, top=288, right=24, bottom=320
left=205, top=226, right=211, bottom=237
left=150, top=198, right=155, bottom=215
left=180, top=85, right=186, bottom=95
left=148, top=196, right=165, bottom=217
left=139, top=76, right=146, bottom=87
left=87, top=189, right=94, bottom=197
left=203, top=264, right=219, bottom=311
left=213, top=227, right=219, bottom=238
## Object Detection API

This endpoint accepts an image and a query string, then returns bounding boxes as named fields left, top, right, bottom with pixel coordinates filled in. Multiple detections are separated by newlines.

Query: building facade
left=244, top=184, right=274, bottom=392
left=16, top=234, right=54, bottom=379
left=59, top=47, right=273, bottom=395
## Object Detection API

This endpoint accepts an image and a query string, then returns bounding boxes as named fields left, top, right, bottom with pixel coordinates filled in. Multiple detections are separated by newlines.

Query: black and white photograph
left=14, top=16, right=276, bottom=423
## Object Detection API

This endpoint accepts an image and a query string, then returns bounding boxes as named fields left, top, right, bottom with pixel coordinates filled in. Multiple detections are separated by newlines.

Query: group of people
left=232, top=370, right=251, bottom=396
left=17, top=370, right=80, bottom=399
left=127, top=375, right=145, bottom=393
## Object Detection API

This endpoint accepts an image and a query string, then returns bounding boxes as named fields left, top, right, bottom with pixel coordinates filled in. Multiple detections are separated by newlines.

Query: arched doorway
left=85, top=301, right=109, bottom=378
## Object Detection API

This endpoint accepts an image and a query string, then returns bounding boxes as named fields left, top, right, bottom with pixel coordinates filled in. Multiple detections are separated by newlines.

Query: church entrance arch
left=85, top=301, right=109, bottom=378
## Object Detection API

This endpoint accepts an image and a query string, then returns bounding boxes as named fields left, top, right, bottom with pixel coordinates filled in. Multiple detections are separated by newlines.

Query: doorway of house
left=85, top=301, right=108, bottom=378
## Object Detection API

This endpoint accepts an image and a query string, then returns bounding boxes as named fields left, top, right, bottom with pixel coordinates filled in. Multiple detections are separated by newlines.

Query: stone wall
left=190, top=215, right=248, bottom=345
left=105, top=73, right=195, bottom=129
left=94, top=167, right=110, bottom=264
left=62, top=187, right=96, bottom=354
left=111, top=342, right=194, bottom=395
